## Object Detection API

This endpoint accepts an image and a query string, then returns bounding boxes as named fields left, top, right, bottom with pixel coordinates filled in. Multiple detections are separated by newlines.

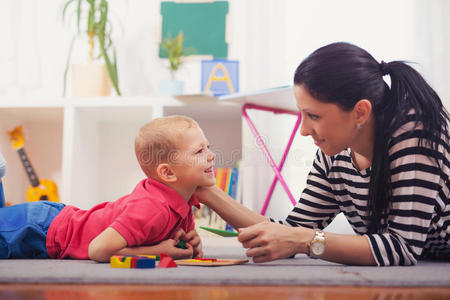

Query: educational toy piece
left=158, top=253, right=178, bottom=268
left=110, top=255, right=156, bottom=269
left=176, top=240, right=187, bottom=249
left=138, top=254, right=160, bottom=261
left=200, top=226, right=239, bottom=237
left=201, top=59, right=239, bottom=96
left=175, top=258, right=248, bottom=267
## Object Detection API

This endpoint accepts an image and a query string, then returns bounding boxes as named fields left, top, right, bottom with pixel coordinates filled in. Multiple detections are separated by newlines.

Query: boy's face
left=170, top=126, right=216, bottom=188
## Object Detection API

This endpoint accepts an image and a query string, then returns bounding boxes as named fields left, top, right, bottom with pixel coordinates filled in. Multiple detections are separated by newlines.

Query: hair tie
left=379, top=61, right=390, bottom=76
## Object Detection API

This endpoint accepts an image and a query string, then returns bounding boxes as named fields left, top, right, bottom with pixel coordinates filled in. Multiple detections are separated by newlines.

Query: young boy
left=0, top=115, right=216, bottom=262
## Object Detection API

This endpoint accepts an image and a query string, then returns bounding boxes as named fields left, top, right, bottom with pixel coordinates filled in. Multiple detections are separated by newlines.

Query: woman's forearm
left=240, top=222, right=377, bottom=265
left=288, top=226, right=377, bottom=265
left=318, top=231, right=377, bottom=265
left=199, top=185, right=267, bottom=229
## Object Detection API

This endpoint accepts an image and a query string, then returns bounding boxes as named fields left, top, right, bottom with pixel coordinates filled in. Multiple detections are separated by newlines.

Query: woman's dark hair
left=294, top=42, right=449, bottom=233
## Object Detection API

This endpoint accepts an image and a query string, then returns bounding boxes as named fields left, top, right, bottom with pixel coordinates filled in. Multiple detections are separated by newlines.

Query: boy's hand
left=157, top=239, right=194, bottom=259
left=184, top=229, right=203, bottom=258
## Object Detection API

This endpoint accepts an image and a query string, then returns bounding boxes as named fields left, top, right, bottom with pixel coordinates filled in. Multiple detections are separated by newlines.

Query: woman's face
left=294, top=84, right=359, bottom=156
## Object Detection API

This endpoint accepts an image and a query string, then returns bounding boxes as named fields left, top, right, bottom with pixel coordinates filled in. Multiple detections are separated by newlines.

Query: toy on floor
left=110, top=255, right=156, bottom=269
left=175, top=258, right=248, bottom=266
left=110, top=253, right=178, bottom=269
left=158, top=253, right=177, bottom=268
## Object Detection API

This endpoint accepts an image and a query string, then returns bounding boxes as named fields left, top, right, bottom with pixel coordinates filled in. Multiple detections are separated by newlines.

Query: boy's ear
left=353, top=99, right=372, bottom=125
left=156, top=163, right=177, bottom=183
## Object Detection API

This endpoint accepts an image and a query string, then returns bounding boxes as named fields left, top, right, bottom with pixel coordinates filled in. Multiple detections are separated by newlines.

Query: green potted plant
left=62, top=0, right=121, bottom=96
left=159, top=31, right=193, bottom=95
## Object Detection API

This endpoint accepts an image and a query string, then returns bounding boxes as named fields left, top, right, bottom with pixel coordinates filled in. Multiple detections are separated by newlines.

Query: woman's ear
left=353, top=99, right=372, bottom=126
left=156, top=163, right=177, bottom=183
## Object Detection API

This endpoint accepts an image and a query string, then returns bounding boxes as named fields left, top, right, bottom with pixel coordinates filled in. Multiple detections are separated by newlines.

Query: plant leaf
left=62, top=0, right=76, bottom=23
left=76, top=0, right=83, bottom=34
left=63, top=36, right=77, bottom=96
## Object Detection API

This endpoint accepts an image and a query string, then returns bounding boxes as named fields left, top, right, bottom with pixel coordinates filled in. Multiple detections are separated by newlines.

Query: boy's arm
left=115, top=239, right=194, bottom=259
left=88, top=227, right=194, bottom=262
left=88, top=227, right=127, bottom=262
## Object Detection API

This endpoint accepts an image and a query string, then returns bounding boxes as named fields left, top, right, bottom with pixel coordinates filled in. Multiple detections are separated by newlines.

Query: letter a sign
left=201, top=60, right=239, bottom=96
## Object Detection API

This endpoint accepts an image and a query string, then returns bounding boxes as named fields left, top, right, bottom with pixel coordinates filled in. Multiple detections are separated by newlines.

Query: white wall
left=1, top=0, right=447, bottom=101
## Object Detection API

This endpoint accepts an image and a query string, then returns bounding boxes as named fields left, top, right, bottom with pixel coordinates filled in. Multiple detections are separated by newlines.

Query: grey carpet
left=0, top=246, right=449, bottom=286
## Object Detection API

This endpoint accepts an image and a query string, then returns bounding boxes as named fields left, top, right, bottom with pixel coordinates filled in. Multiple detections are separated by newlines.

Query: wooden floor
left=0, top=284, right=449, bottom=300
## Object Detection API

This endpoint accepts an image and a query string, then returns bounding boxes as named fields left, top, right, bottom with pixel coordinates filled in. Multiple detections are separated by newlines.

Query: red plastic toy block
left=158, top=253, right=177, bottom=268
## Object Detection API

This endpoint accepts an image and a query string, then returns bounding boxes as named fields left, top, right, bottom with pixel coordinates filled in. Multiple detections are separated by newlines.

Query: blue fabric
left=0, top=201, right=65, bottom=258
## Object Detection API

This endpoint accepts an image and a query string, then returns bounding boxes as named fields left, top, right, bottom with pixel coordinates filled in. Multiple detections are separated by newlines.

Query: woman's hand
left=238, top=221, right=309, bottom=263
left=184, top=229, right=203, bottom=258
left=195, top=185, right=220, bottom=205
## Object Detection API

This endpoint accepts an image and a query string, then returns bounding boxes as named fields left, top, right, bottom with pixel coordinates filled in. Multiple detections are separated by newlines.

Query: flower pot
left=71, top=61, right=112, bottom=96
left=159, top=79, right=184, bottom=96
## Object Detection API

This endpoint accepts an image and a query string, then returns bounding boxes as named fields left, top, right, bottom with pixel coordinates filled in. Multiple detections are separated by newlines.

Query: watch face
left=311, top=241, right=325, bottom=256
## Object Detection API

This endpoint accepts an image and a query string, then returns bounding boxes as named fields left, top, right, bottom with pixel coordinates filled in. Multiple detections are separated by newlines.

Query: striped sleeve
left=271, top=150, right=340, bottom=229
left=365, top=125, right=442, bottom=266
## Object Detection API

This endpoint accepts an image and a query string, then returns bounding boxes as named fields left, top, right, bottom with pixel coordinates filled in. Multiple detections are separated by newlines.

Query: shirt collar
left=145, top=178, right=200, bottom=218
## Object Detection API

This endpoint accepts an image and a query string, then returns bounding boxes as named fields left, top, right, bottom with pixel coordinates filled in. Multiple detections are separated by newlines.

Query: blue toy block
left=136, top=257, right=156, bottom=269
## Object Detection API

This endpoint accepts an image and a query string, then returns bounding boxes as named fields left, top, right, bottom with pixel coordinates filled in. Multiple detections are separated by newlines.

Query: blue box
left=201, top=59, right=239, bottom=96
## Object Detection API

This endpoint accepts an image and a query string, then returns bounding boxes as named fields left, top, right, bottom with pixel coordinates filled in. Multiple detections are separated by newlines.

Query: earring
left=356, top=124, right=362, bottom=130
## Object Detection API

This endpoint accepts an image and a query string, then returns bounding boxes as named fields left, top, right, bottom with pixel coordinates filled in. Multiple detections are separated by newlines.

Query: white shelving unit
left=0, top=96, right=242, bottom=209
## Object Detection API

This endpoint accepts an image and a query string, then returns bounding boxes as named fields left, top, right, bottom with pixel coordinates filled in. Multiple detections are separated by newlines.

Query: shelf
left=174, top=86, right=296, bottom=111
left=220, top=86, right=297, bottom=111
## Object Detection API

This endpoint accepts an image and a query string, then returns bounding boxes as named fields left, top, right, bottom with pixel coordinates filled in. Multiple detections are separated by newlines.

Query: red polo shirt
left=46, top=178, right=199, bottom=259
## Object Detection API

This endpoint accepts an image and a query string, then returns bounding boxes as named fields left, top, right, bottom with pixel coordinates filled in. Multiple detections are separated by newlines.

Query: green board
left=160, top=1, right=228, bottom=58
left=200, top=226, right=239, bottom=237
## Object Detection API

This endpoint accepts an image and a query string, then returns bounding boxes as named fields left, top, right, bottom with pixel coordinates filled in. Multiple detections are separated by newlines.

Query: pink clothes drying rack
left=242, top=103, right=302, bottom=215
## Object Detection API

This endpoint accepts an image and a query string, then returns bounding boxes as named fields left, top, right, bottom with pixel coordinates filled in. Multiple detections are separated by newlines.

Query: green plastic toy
left=200, top=226, right=239, bottom=237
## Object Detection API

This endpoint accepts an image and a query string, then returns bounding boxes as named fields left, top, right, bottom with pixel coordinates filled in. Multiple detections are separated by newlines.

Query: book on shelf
left=194, top=166, right=241, bottom=234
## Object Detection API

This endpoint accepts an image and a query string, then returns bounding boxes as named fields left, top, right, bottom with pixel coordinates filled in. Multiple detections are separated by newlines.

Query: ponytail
left=368, top=60, right=449, bottom=232
left=386, top=61, right=448, bottom=147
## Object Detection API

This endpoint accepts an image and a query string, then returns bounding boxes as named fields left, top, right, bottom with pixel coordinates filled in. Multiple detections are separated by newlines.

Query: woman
left=196, top=42, right=449, bottom=266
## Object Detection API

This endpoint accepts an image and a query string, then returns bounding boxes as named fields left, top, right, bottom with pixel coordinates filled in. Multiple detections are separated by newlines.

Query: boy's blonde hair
left=135, top=115, right=198, bottom=177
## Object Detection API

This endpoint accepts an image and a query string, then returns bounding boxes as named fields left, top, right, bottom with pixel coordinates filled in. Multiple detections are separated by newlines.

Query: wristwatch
left=307, top=230, right=326, bottom=258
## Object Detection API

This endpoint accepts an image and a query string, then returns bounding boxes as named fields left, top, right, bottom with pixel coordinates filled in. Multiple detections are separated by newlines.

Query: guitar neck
left=17, top=148, right=40, bottom=187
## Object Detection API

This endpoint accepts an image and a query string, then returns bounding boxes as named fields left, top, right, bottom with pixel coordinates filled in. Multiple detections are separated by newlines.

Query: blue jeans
left=0, top=201, right=65, bottom=258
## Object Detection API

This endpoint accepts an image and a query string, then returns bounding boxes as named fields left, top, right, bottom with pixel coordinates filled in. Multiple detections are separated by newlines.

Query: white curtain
left=0, top=0, right=43, bottom=95
left=414, top=0, right=450, bottom=108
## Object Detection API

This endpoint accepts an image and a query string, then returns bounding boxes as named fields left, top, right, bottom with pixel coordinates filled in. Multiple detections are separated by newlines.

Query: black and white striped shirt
left=274, top=119, right=450, bottom=266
